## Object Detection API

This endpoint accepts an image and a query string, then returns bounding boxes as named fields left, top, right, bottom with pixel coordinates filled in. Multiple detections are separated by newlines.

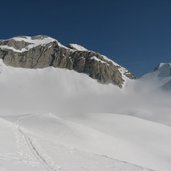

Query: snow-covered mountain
left=0, top=36, right=171, bottom=171
left=0, top=35, right=134, bottom=87
left=137, top=63, right=171, bottom=90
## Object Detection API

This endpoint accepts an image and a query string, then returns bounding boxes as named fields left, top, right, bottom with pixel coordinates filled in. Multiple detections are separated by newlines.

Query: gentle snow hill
left=0, top=117, right=47, bottom=171
left=0, top=59, right=171, bottom=171
left=13, top=113, right=171, bottom=171
left=0, top=115, right=155, bottom=171
left=0, top=59, right=171, bottom=126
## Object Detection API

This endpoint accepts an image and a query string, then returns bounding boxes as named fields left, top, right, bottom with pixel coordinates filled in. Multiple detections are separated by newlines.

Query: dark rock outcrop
left=0, top=35, right=135, bottom=87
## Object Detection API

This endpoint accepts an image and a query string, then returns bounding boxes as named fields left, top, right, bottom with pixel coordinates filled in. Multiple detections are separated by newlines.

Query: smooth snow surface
left=0, top=59, right=171, bottom=171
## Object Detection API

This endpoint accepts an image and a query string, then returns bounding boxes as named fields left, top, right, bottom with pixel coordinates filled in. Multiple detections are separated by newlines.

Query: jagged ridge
left=0, top=35, right=135, bottom=87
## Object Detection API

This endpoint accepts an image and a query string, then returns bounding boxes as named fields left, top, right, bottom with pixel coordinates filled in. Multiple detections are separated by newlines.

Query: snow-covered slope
left=0, top=59, right=171, bottom=171
left=138, top=63, right=171, bottom=90
left=0, top=115, right=155, bottom=171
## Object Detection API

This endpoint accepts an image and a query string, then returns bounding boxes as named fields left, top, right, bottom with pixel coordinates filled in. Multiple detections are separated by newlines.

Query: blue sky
left=1, top=0, right=171, bottom=76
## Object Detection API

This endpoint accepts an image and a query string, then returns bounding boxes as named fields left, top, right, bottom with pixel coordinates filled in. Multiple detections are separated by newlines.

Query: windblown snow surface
left=0, top=60, right=171, bottom=171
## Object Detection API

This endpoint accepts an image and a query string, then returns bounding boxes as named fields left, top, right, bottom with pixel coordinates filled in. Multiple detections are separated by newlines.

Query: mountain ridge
left=0, top=36, right=170, bottom=171
left=0, top=35, right=134, bottom=87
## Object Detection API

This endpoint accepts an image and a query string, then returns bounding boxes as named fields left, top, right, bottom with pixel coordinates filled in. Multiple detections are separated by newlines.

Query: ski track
left=12, top=113, right=156, bottom=171
left=15, top=114, right=61, bottom=171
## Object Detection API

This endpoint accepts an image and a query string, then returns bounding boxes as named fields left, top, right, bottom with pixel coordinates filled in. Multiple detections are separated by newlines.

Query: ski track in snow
left=15, top=114, right=61, bottom=171
left=8, top=113, right=155, bottom=171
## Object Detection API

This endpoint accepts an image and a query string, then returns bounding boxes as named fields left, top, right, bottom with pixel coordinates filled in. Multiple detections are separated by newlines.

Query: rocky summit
left=0, top=35, right=134, bottom=87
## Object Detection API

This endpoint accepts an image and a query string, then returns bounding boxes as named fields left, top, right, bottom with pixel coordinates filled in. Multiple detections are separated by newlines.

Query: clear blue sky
left=1, top=0, right=171, bottom=76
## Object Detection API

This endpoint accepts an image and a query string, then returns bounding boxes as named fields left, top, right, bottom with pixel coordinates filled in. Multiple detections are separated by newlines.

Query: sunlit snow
left=0, top=59, right=170, bottom=171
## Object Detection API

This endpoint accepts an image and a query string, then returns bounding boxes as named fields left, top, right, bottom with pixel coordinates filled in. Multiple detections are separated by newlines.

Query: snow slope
left=0, top=114, right=155, bottom=171
left=137, top=63, right=171, bottom=90
left=0, top=59, right=171, bottom=171
left=0, top=117, right=47, bottom=171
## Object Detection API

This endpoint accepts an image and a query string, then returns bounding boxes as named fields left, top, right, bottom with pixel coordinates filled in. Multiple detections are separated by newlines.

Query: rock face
left=0, top=35, right=135, bottom=87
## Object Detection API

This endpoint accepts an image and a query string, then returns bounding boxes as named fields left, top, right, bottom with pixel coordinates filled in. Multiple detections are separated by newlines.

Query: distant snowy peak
left=68, top=44, right=88, bottom=51
left=142, top=62, right=171, bottom=78
left=139, top=62, right=171, bottom=90
left=155, top=62, right=171, bottom=69
left=153, top=63, right=171, bottom=77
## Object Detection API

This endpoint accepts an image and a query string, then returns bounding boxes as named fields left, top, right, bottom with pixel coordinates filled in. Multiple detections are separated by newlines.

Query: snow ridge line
left=15, top=114, right=61, bottom=171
